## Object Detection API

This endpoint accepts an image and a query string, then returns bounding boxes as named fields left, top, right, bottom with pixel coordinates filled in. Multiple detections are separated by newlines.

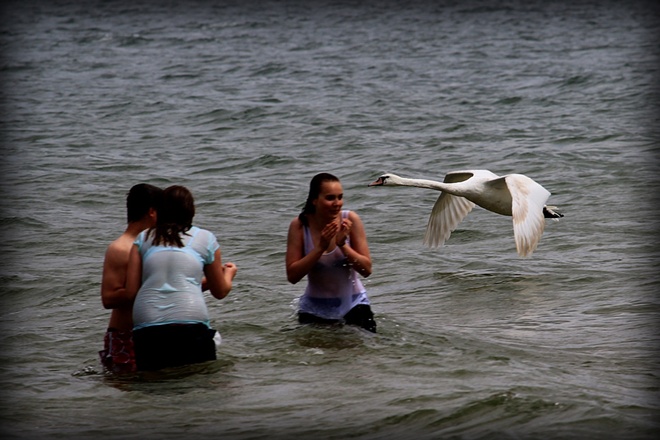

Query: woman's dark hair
left=150, top=185, right=195, bottom=247
left=298, top=172, right=340, bottom=226
left=126, top=183, right=163, bottom=223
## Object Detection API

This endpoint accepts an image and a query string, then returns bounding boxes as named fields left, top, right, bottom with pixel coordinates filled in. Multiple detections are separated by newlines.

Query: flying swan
left=368, top=171, right=563, bottom=257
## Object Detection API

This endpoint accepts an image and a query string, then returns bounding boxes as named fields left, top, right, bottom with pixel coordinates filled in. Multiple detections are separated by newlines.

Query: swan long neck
left=395, top=177, right=448, bottom=191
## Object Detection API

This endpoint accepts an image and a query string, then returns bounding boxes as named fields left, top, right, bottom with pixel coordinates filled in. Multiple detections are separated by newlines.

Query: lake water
left=1, top=0, right=659, bottom=438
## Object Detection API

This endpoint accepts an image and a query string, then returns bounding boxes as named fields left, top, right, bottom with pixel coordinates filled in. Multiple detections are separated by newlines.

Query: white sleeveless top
left=298, top=210, right=369, bottom=319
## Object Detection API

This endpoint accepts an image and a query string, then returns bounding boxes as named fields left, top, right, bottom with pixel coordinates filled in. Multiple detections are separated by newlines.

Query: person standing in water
left=124, top=185, right=237, bottom=371
left=285, top=172, right=376, bottom=332
left=100, top=183, right=163, bottom=373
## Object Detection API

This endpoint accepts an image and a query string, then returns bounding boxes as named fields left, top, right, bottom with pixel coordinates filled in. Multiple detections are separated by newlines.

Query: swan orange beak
left=368, top=177, right=385, bottom=186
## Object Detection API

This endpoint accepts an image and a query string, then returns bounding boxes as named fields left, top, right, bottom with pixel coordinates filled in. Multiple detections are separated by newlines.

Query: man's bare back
left=101, top=231, right=142, bottom=331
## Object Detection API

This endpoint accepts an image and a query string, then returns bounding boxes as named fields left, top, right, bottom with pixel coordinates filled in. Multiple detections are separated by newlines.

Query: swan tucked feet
left=369, top=171, right=563, bottom=257
left=543, top=206, right=563, bottom=220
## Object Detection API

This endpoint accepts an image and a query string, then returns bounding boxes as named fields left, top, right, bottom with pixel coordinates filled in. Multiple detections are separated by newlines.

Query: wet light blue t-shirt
left=132, top=226, right=219, bottom=330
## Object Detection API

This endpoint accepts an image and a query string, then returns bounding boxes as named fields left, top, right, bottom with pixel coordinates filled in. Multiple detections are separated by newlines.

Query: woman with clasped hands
left=286, top=172, right=376, bottom=332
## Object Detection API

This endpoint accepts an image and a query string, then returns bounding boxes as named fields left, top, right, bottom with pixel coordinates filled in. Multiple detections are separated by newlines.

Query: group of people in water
left=100, top=173, right=376, bottom=373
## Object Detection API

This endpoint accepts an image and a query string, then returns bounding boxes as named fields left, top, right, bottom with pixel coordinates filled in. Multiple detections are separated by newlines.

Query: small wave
left=494, top=96, right=523, bottom=105
left=560, top=75, right=593, bottom=88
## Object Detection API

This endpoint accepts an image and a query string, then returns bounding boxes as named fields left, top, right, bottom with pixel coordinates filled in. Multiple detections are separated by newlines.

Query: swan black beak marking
left=368, top=177, right=385, bottom=187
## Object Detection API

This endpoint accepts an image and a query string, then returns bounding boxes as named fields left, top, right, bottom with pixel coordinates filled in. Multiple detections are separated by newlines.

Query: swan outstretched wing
left=506, top=174, right=551, bottom=257
left=443, top=171, right=475, bottom=183
left=444, top=169, right=498, bottom=183
left=424, top=193, right=475, bottom=247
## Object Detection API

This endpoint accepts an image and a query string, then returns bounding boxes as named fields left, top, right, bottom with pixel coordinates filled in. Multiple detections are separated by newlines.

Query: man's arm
left=100, top=242, right=132, bottom=309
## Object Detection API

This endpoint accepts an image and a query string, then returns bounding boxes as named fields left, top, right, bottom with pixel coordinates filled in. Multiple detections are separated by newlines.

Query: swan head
left=368, top=173, right=404, bottom=186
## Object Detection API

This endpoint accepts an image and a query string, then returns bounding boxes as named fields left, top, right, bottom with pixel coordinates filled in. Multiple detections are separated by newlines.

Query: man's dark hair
left=126, top=183, right=163, bottom=223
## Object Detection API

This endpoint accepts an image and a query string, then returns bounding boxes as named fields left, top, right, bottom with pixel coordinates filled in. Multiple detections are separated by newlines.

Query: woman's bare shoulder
left=347, top=210, right=363, bottom=221
left=290, top=216, right=303, bottom=227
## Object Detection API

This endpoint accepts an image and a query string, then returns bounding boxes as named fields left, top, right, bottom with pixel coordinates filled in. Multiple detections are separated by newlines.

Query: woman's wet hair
left=298, top=173, right=340, bottom=226
left=150, top=185, right=195, bottom=247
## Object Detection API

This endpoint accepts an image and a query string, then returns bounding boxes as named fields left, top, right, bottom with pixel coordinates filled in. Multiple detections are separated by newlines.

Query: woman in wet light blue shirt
left=125, top=185, right=237, bottom=371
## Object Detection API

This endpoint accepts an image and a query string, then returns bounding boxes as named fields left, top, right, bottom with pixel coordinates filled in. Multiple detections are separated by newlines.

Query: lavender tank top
left=298, top=210, right=369, bottom=319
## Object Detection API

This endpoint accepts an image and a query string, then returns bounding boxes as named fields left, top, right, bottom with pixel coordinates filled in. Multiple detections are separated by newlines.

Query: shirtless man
left=99, top=183, right=162, bottom=373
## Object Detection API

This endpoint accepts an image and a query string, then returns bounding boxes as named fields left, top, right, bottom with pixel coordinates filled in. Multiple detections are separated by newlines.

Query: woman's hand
left=223, top=262, right=238, bottom=280
left=205, top=249, right=236, bottom=299
left=336, top=218, right=352, bottom=246
left=318, top=221, right=339, bottom=250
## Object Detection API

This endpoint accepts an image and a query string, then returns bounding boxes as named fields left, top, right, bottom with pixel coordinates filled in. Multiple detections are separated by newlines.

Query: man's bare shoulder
left=105, top=232, right=135, bottom=259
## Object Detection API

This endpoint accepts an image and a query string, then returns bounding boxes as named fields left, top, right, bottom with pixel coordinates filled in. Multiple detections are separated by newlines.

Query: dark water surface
left=1, top=1, right=659, bottom=439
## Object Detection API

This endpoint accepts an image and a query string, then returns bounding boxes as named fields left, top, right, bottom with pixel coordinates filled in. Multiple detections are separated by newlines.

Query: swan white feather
left=369, top=171, right=562, bottom=257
